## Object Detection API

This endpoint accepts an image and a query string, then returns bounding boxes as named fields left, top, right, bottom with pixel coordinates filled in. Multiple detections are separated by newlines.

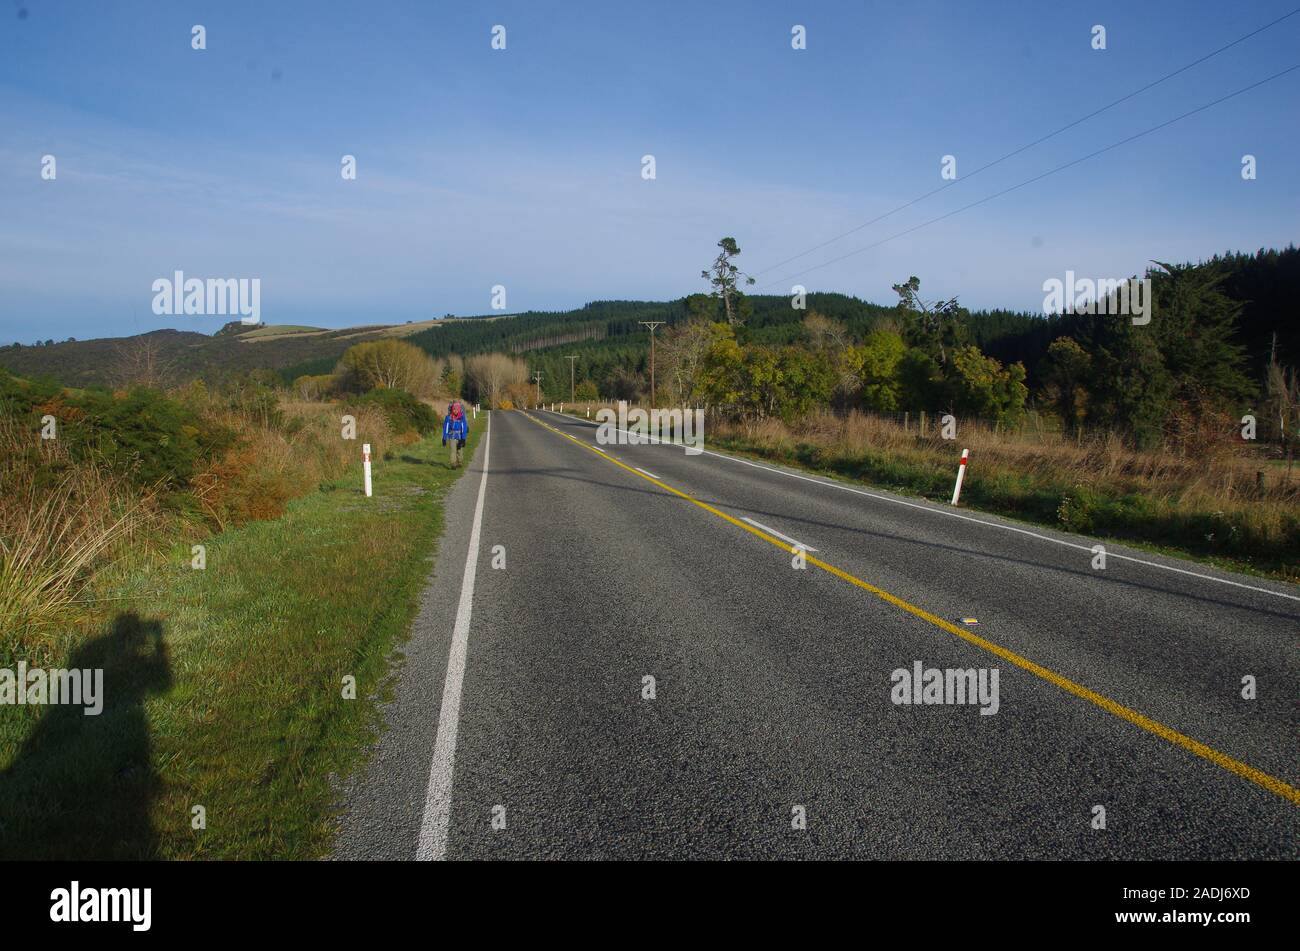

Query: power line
left=758, top=62, right=1300, bottom=291
left=752, top=6, right=1300, bottom=279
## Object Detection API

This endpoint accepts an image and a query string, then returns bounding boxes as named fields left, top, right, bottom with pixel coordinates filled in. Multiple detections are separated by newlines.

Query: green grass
left=0, top=423, right=482, bottom=859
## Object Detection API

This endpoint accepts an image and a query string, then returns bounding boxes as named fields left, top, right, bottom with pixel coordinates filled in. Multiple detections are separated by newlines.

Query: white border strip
left=417, top=413, right=491, bottom=860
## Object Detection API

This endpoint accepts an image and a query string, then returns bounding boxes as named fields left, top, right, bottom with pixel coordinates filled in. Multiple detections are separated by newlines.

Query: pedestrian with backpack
left=443, top=399, right=469, bottom=468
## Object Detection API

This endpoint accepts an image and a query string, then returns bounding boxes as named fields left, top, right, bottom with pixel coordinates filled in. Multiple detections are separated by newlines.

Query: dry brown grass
left=191, top=399, right=396, bottom=531
left=0, top=416, right=162, bottom=657
left=726, top=409, right=1300, bottom=510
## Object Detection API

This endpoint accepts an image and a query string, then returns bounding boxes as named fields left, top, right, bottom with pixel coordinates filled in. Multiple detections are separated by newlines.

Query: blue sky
left=1, top=0, right=1297, bottom=344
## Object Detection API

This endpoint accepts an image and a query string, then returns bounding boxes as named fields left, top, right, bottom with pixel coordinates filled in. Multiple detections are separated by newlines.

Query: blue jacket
left=443, top=412, right=468, bottom=441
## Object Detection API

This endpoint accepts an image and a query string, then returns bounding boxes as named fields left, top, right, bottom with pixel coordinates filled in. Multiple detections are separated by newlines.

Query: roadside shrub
left=1056, top=489, right=1096, bottom=534
left=7, top=378, right=232, bottom=496
left=347, top=388, right=436, bottom=436
left=0, top=368, right=62, bottom=416
left=66, top=389, right=224, bottom=491
left=292, top=374, right=338, bottom=401
left=502, top=381, right=534, bottom=408
left=192, top=401, right=395, bottom=530
left=191, top=443, right=297, bottom=529
left=336, top=340, right=438, bottom=397
left=223, top=381, right=286, bottom=431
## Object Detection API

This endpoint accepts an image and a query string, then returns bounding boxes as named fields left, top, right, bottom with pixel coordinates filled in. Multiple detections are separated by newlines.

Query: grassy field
left=0, top=421, right=481, bottom=859
left=236, top=324, right=330, bottom=340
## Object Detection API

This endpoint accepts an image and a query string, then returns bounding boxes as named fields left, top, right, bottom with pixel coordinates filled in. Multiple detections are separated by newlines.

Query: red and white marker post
left=363, top=443, right=373, bottom=498
left=950, top=448, right=969, bottom=506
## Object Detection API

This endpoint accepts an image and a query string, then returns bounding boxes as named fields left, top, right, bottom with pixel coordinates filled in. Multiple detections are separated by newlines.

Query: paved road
left=334, top=408, right=1299, bottom=859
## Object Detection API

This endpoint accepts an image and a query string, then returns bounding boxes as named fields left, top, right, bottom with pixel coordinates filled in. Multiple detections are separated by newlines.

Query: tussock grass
left=0, top=417, right=160, bottom=660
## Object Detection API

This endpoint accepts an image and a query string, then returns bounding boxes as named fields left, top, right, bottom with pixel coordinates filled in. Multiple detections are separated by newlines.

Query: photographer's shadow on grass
left=0, top=612, right=172, bottom=860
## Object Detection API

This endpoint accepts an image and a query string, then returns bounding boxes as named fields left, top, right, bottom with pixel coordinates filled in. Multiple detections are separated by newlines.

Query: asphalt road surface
left=334, top=408, right=1300, bottom=860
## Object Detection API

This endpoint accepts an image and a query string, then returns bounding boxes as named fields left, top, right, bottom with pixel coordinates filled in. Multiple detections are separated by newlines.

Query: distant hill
left=6, top=246, right=1295, bottom=395
left=0, top=318, right=484, bottom=388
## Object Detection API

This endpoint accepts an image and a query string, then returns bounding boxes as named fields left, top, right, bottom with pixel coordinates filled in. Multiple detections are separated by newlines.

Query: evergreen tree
left=1148, top=261, right=1256, bottom=412
left=1080, top=313, right=1172, bottom=449
left=702, top=237, right=756, bottom=327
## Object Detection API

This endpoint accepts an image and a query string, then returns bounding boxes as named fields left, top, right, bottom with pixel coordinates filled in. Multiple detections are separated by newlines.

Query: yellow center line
left=522, top=410, right=1300, bottom=807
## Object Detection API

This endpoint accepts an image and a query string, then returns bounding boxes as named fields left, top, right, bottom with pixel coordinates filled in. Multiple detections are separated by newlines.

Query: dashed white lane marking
left=417, top=413, right=491, bottom=861
left=740, top=516, right=817, bottom=552
left=634, top=467, right=661, bottom=479
left=537, top=410, right=1300, bottom=604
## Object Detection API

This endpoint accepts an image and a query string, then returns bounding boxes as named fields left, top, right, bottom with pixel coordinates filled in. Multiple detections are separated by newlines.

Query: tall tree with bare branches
left=111, top=334, right=176, bottom=389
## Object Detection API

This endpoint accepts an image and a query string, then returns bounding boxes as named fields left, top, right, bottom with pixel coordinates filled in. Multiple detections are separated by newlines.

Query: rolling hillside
left=0, top=318, right=479, bottom=389
left=0, top=294, right=1044, bottom=392
left=5, top=247, right=1295, bottom=399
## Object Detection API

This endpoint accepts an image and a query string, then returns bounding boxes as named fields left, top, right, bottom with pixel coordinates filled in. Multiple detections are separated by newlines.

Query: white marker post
left=950, top=448, right=969, bottom=506
left=363, top=443, right=373, bottom=498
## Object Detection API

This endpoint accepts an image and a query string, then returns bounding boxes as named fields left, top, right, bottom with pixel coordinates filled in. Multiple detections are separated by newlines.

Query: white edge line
left=416, top=413, right=491, bottom=860
left=741, top=516, right=818, bottom=552
left=537, top=410, right=1300, bottom=604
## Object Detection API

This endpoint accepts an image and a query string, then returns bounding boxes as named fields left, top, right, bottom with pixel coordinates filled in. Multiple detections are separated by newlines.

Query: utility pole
left=566, top=354, right=578, bottom=402
left=639, top=321, right=665, bottom=406
left=532, top=371, right=543, bottom=407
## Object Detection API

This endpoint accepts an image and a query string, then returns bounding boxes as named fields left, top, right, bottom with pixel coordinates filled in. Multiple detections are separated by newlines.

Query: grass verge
left=706, top=427, right=1299, bottom=583
left=0, top=422, right=482, bottom=859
